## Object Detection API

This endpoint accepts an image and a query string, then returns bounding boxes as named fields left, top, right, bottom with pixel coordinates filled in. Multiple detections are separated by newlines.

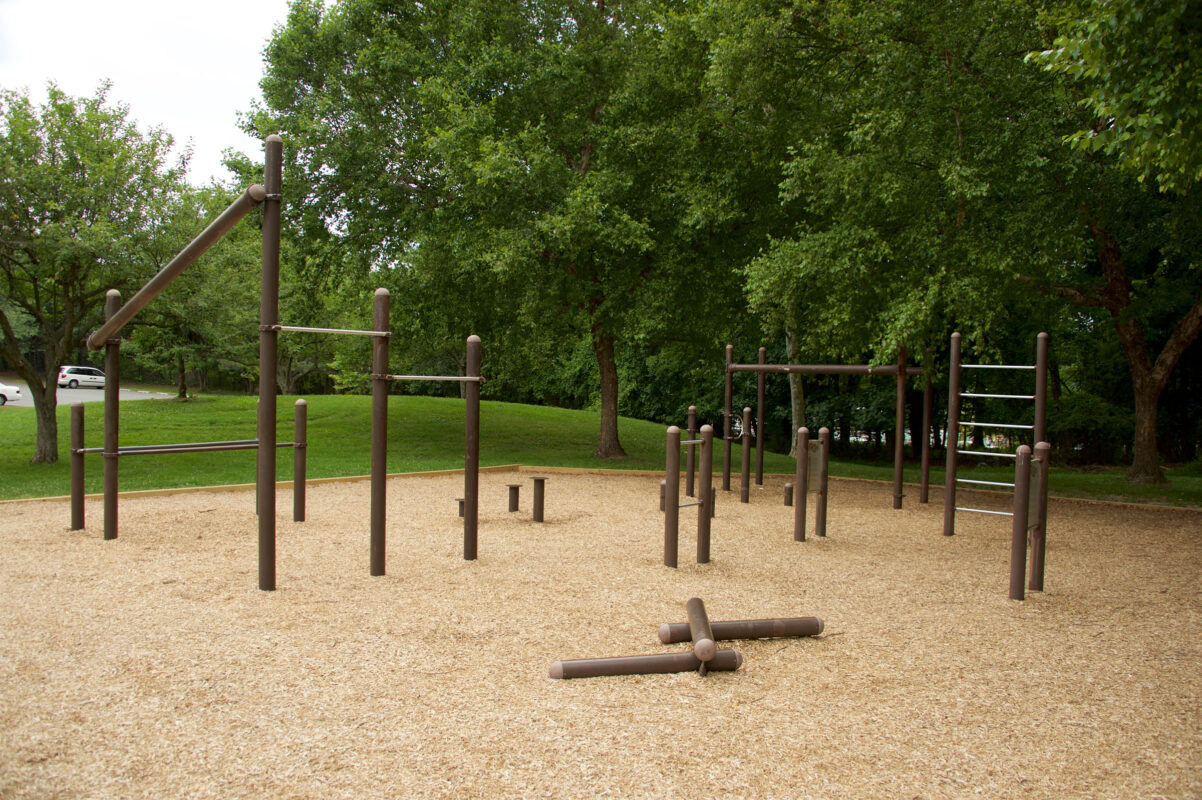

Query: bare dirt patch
left=1, top=469, right=1199, bottom=799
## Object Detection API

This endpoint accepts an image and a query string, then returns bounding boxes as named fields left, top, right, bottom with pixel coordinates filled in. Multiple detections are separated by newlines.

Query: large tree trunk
left=591, top=330, right=626, bottom=459
left=29, top=377, right=59, bottom=464
left=785, top=323, right=805, bottom=458
left=176, top=353, right=188, bottom=399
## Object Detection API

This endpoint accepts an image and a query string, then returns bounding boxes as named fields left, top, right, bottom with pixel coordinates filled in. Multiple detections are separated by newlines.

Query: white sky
left=0, top=0, right=295, bottom=185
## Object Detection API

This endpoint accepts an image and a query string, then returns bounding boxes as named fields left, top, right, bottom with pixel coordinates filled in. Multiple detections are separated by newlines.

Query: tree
left=0, top=83, right=186, bottom=462
left=248, top=0, right=742, bottom=458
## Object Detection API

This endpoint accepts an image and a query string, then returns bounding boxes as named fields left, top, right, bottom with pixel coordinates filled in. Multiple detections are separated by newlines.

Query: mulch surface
left=1, top=468, right=1199, bottom=799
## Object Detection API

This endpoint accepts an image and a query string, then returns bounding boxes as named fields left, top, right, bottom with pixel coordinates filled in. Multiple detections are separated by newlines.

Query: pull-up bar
left=382, top=374, right=484, bottom=383
left=273, top=324, right=389, bottom=337
left=729, top=363, right=924, bottom=377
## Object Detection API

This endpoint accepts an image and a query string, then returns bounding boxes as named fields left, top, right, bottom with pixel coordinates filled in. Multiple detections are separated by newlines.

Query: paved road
left=0, top=379, right=172, bottom=409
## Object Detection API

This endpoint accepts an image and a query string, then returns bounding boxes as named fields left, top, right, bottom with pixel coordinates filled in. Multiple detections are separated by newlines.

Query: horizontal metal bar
left=382, top=374, right=483, bottom=383
left=80, top=442, right=295, bottom=456
left=957, top=449, right=1018, bottom=459
left=274, top=325, right=388, bottom=337
left=680, top=439, right=703, bottom=445
left=730, top=363, right=923, bottom=377
left=957, top=479, right=1016, bottom=488
left=960, top=392, right=1036, bottom=400
left=961, top=363, right=1035, bottom=371
left=678, top=501, right=703, bottom=509
left=118, top=439, right=259, bottom=451
left=958, top=421, right=1034, bottom=430
left=956, top=506, right=1014, bottom=517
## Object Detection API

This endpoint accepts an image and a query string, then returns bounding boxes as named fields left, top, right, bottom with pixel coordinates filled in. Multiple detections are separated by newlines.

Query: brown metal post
left=508, top=484, right=520, bottom=512
left=817, top=427, right=831, bottom=536
left=1010, top=445, right=1032, bottom=601
left=687, top=597, right=717, bottom=669
left=102, top=290, right=121, bottom=541
left=784, top=483, right=793, bottom=506
left=893, top=346, right=907, bottom=509
left=549, top=649, right=742, bottom=679
left=370, top=288, right=390, bottom=576
left=70, top=403, right=84, bottom=530
left=664, top=426, right=681, bottom=568
left=740, top=407, right=751, bottom=503
left=293, top=399, right=306, bottom=522
left=697, top=425, right=713, bottom=564
left=685, top=405, right=697, bottom=497
left=1035, top=332, right=1049, bottom=445
left=920, top=352, right=933, bottom=504
left=794, top=427, right=809, bottom=542
left=532, top=477, right=546, bottom=522
left=1029, top=441, right=1051, bottom=592
left=659, top=616, right=824, bottom=644
left=756, top=347, right=766, bottom=485
left=943, top=332, right=962, bottom=536
left=723, top=344, right=733, bottom=490
left=464, top=334, right=481, bottom=560
left=257, top=135, right=282, bottom=591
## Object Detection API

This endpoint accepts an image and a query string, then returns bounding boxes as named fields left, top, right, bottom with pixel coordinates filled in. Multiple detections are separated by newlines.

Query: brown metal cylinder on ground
left=783, top=482, right=793, bottom=507
left=659, top=616, right=824, bottom=644
left=686, top=597, right=717, bottom=663
left=508, top=484, right=520, bottom=512
left=532, top=477, right=546, bottom=522
left=548, top=649, right=742, bottom=680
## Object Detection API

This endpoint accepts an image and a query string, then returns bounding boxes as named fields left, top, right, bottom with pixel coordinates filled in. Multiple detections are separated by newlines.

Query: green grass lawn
left=1, top=392, right=1199, bottom=507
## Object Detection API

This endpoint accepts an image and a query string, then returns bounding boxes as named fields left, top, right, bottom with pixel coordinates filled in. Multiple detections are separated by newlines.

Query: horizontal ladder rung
left=678, top=501, right=704, bottom=509
left=957, top=479, right=1016, bottom=488
left=274, top=324, right=388, bottom=337
left=957, top=449, right=1017, bottom=459
left=956, top=506, right=1014, bottom=517
left=961, top=392, right=1036, bottom=400
left=680, top=439, right=703, bottom=445
left=961, top=364, right=1035, bottom=370
left=382, top=374, right=483, bottom=383
left=958, top=421, right=1034, bottom=430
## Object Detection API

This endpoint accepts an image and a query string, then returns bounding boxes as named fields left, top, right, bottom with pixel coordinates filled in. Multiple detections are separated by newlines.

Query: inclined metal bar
left=88, top=186, right=267, bottom=350
left=956, top=506, right=1014, bottom=517
left=959, top=421, right=1034, bottom=430
left=957, top=478, right=1016, bottom=488
left=958, top=449, right=1018, bottom=459
left=275, top=325, right=389, bottom=337
left=679, top=501, right=703, bottom=509
left=961, top=392, right=1036, bottom=400
left=961, top=364, right=1036, bottom=370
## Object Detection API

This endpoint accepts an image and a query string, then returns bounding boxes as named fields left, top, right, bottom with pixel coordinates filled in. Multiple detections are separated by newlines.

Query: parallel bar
left=384, top=374, right=483, bottom=383
left=87, top=442, right=295, bottom=456
left=958, top=449, right=1017, bottom=459
left=960, top=421, right=1034, bottom=430
left=961, top=363, right=1036, bottom=370
left=680, top=439, right=704, bottom=445
left=957, top=478, right=1016, bottom=488
left=729, top=363, right=924, bottom=377
left=275, top=325, right=389, bottom=337
left=957, top=506, right=1014, bottom=517
left=960, top=392, right=1036, bottom=400
left=114, top=438, right=258, bottom=450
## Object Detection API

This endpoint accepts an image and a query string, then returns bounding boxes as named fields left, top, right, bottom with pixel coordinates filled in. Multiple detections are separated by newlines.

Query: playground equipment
left=942, top=332, right=1049, bottom=537
left=792, top=427, right=831, bottom=541
left=723, top=344, right=931, bottom=510
left=664, top=425, right=715, bottom=568
left=1008, top=441, right=1051, bottom=600
left=548, top=599, right=825, bottom=680
left=76, top=135, right=483, bottom=590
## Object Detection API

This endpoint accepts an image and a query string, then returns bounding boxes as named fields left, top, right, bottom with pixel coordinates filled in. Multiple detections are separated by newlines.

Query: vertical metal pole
left=943, top=332, right=962, bottom=536
left=664, top=426, right=680, bottom=568
left=258, top=134, right=282, bottom=591
left=1029, top=441, right=1051, bottom=592
left=816, top=427, right=831, bottom=536
left=1010, top=445, right=1032, bottom=601
left=370, top=288, right=390, bottom=575
left=293, top=399, right=306, bottom=522
left=756, top=347, right=766, bottom=485
left=102, top=289, right=121, bottom=541
left=697, top=425, right=713, bottom=563
left=465, top=334, right=481, bottom=560
left=740, top=407, right=751, bottom=503
left=70, top=403, right=85, bottom=530
left=723, top=345, right=733, bottom=490
left=794, top=427, right=809, bottom=542
left=685, top=405, right=697, bottom=497
left=533, top=477, right=546, bottom=522
left=1034, top=332, right=1049, bottom=445
left=920, top=352, right=933, bottom=504
left=893, top=346, right=907, bottom=509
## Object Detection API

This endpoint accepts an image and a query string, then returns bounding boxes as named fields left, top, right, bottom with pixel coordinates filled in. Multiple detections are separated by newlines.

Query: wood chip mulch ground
left=1, top=468, right=1199, bottom=799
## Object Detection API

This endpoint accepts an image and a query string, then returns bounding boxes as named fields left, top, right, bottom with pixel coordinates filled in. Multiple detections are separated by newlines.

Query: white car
left=0, top=381, right=21, bottom=405
left=58, top=365, right=106, bottom=389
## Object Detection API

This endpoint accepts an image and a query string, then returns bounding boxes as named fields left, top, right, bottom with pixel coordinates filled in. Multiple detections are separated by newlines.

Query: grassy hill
left=1, top=393, right=1199, bottom=506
